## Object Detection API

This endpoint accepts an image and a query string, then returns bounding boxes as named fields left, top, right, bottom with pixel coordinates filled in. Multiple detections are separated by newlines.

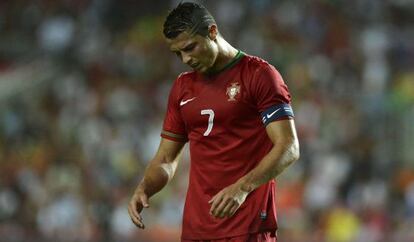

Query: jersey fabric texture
left=181, top=231, right=277, bottom=242
left=161, top=51, right=293, bottom=240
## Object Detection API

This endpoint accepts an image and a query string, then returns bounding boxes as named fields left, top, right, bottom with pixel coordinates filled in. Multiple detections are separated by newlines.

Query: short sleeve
left=252, top=64, right=292, bottom=112
left=161, top=80, right=188, bottom=142
left=251, top=64, right=294, bottom=125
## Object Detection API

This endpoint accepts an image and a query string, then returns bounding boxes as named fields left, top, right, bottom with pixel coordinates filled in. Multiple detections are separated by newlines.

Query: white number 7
left=201, top=109, right=214, bottom=136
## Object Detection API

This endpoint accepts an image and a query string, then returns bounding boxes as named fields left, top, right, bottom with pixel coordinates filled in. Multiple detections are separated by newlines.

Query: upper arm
left=251, top=64, right=291, bottom=113
left=265, top=119, right=299, bottom=151
left=153, top=138, right=186, bottom=164
left=162, top=78, right=188, bottom=141
left=250, top=64, right=295, bottom=126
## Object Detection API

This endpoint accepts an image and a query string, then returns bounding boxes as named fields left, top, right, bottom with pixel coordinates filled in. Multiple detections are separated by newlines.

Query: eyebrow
left=171, top=41, right=196, bottom=52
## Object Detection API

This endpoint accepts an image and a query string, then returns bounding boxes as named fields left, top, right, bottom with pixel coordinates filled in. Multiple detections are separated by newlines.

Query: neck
left=210, top=37, right=239, bottom=73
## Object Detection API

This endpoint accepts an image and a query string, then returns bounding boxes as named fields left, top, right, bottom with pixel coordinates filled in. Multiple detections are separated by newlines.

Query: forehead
left=166, top=31, right=203, bottom=51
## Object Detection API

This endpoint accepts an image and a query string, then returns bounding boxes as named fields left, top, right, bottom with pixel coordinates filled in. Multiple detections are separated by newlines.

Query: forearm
left=238, top=139, right=299, bottom=192
left=137, top=158, right=179, bottom=198
left=134, top=138, right=184, bottom=198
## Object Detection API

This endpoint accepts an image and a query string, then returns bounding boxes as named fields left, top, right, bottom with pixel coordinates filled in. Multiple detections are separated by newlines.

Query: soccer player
left=128, top=2, right=300, bottom=242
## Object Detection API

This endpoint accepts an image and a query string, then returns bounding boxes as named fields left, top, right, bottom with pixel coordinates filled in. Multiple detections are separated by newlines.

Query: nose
left=181, top=52, right=192, bottom=65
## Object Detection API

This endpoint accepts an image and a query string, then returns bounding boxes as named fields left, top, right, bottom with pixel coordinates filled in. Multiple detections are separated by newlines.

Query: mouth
left=190, top=63, right=199, bottom=69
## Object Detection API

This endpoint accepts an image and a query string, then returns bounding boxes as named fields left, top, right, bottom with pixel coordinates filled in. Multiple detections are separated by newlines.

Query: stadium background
left=0, top=0, right=413, bottom=241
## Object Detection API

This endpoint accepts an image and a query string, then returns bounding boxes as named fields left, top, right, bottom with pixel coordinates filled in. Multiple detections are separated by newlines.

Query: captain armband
left=261, top=103, right=294, bottom=126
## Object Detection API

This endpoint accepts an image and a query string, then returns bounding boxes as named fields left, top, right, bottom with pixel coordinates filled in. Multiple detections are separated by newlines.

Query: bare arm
left=239, top=119, right=300, bottom=192
left=128, top=138, right=185, bottom=228
left=209, top=119, right=300, bottom=218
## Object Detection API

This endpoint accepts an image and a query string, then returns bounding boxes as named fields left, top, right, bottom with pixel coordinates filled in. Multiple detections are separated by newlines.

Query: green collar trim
left=207, top=50, right=245, bottom=75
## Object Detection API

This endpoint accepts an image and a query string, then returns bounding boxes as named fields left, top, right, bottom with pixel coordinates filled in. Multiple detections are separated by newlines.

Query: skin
left=166, top=25, right=239, bottom=74
left=208, top=119, right=299, bottom=218
left=128, top=138, right=185, bottom=229
left=128, top=24, right=300, bottom=228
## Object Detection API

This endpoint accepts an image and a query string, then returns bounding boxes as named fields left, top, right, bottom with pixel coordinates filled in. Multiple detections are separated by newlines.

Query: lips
left=190, top=63, right=199, bottom=69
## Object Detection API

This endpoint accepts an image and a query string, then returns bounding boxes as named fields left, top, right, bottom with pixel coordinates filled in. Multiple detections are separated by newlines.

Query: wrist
left=238, top=179, right=255, bottom=193
left=136, top=183, right=147, bottom=194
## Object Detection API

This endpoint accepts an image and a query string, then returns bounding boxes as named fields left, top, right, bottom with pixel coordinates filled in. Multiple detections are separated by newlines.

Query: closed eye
left=182, top=43, right=196, bottom=52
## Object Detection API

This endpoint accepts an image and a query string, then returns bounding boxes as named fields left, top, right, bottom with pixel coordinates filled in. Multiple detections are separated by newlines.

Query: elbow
left=291, top=138, right=300, bottom=162
left=282, top=137, right=300, bottom=168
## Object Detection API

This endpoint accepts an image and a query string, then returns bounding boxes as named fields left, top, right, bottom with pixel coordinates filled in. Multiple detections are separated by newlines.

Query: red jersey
left=161, top=52, right=293, bottom=240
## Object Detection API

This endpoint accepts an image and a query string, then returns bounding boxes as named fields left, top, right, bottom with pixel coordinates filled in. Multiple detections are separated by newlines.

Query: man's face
left=166, top=31, right=218, bottom=73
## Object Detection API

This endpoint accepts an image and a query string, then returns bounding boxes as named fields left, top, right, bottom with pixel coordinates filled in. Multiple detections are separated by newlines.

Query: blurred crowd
left=0, top=0, right=413, bottom=242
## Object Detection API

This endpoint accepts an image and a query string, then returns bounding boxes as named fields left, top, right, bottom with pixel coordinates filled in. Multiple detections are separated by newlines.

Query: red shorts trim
left=182, top=231, right=277, bottom=242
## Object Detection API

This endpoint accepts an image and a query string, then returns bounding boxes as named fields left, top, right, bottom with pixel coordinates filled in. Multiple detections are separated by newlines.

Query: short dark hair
left=163, top=2, right=216, bottom=39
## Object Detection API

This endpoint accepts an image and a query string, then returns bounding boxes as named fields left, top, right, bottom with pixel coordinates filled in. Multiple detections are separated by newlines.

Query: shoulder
left=241, top=54, right=276, bottom=76
left=175, top=71, right=197, bottom=84
left=169, top=71, right=196, bottom=91
left=239, top=53, right=282, bottom=79
left=244, top=54, right=274, bottom=71
left=168, top=71, right=196, bottom=99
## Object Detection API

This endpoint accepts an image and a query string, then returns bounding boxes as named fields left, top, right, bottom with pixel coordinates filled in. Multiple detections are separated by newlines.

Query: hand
left=128, top=187, right=150, bottom=229
left=208, top=182, right=249, bottom=218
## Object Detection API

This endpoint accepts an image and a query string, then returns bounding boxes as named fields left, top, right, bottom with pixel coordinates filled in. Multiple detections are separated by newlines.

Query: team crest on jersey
left=226, top=82, right=240, bottom=101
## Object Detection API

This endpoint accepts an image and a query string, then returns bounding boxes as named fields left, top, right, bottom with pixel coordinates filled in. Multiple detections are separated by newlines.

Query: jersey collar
left=205, top=50, right=245, bottom=76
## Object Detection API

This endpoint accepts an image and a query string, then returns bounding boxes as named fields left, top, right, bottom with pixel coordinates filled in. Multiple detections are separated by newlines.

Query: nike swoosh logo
left=266, top=108, right=281, bottom=119
left=180, top=97, right=196, bottom=106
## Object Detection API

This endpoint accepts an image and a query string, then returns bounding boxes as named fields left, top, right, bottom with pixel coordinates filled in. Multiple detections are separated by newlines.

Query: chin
left=196, top=66, right=207, bottom=73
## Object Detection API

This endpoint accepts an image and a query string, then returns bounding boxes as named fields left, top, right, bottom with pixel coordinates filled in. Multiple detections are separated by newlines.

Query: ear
left=208, top=24, right=218, bottom=41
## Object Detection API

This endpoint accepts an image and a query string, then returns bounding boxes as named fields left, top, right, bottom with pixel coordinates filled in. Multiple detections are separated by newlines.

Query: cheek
left=200, top=44, right=217, bottom=66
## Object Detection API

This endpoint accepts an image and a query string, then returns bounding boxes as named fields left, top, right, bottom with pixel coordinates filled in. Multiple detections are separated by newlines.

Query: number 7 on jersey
left=201, top=109, right=214, bottom=136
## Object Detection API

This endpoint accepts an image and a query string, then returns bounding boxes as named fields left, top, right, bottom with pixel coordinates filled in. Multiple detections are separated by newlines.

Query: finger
left=228, top=203, right=240, bottom=217
left=129, top=198, right=143, bottom=221
left=128, top=205, right=145, bottom=228
left=209, top=195, right=223, bottom=215
left=128, top=202, right=143, bottom=223
left=140, top=194, right=150, bottom=208
left=220, top=200, right=235, bottom=218
left=213, top=198, right=231, bottom=217
left=130, top=212, right=144, bottom=228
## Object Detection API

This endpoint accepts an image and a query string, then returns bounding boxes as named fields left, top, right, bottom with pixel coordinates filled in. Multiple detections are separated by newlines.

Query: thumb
left=140, top=194, right=150, bottom=208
